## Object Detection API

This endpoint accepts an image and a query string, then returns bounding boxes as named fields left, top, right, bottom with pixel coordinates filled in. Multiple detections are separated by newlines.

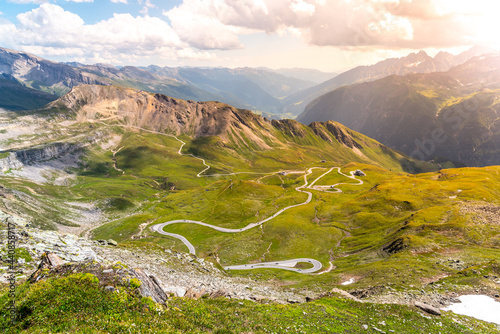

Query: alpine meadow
left=1, top=1, right=500, bottom=333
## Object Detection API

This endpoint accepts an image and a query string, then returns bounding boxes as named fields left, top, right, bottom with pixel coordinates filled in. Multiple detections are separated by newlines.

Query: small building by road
left=354, top=169, right=366, bottom=176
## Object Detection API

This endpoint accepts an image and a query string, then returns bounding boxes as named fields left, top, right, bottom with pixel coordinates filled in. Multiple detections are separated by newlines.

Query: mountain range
left=49, top=84, right=429, bottom=173
left=298, top=52, right=500, bottom=167
left=282, top=46, right=492, bottom=116
left=2, top=46, right=489, bottom=118
left=0, top=47, right=326, bottom=114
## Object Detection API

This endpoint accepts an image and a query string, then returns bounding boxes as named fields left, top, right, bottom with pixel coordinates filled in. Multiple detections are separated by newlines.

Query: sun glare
left=439, top=0, right=500, bottom=47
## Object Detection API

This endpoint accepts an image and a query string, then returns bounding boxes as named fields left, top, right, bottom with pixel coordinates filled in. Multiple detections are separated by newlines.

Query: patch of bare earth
left=460, top=202, right=500, bottom=225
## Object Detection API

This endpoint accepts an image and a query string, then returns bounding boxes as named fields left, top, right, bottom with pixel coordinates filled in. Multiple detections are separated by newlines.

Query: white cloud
left=0, top=4, right=213, bottom=64
left=290, top=0, right=315, bottom=17
left=138, top=0, right=155, bottom=16
left=166, top=1, right=244, bottom=50
left=164, top=0, right=495, bottom=51
left=2, top=0, right=496, bottom=68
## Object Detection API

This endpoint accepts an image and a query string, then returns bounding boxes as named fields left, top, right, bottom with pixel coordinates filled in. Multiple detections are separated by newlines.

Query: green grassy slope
left=1, top=272, right=497, bottom=333
left=61, top=124, right=497, bottom=291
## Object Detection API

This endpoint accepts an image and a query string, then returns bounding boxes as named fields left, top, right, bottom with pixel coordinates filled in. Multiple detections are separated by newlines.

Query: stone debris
left=317, top=288, right=362, bottom=302
left=46, top=253, right=65, bottom=267
left=0, top=210, right=315, bottom=303
left=95, top=245, right=313, bottom=304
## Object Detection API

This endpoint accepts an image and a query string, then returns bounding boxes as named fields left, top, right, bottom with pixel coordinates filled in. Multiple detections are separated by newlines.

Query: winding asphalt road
left=150, top=162, right=364, bottom=273
left=223, top=258, right=323, bottom=274
left=114, top=125, right=365, bottom=274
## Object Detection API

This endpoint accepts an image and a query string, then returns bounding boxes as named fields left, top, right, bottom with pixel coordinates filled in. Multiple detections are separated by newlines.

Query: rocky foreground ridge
left=0, top=210, right=315, bottom=304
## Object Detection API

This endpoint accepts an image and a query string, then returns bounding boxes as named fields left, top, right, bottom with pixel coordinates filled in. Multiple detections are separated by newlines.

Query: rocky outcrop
left=29, top=252, right=65, bottom=283
left=132, top=268, right=168, bottom=304
left=324, top=121, right=363, bottom=149
left=0, top=210, right=98, bottom=264
left=0, top=153, right=24, bottom=172
left=15, top=142, right=83, bottom=165
left=50, top=85, right=273, bottom=143
left=271, top=119, right=306, bottom=138
left=0, top=143, right=85, bottom=176
left=383, top=237, right=410, bottom=255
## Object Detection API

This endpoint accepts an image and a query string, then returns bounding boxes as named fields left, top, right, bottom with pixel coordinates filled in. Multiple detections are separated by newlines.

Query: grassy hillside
left=1, top=272, right=497, bottom=333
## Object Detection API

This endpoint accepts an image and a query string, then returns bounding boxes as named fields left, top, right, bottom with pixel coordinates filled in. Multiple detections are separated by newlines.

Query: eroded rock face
left=15, top=142, right=83, bottom=166
left=132, top=268, right=168, bottom=304
left=50, top=85, right=275, bottom=150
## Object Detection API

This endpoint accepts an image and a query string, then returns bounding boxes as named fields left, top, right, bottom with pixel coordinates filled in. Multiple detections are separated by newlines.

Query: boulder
left=132, top=269, right=168, bottom=304
left=185, top=288, right=206, bottom=299
left=287, top=298, right=302, bottom=304
left=28, top=252, right=64, bottom=283
left=46, top=252, right=64, bottom=267
left=209, top=289, right=231, bottom=299
left=174, top=287, right=187, bottom=297
left=107, top=239, right=118, bottom=246
left=415, top=301, right=441, bottom=316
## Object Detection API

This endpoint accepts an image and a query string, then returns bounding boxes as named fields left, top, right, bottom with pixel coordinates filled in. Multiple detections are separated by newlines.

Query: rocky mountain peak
left=49, top=85, right=275, bottom=148
left=0, top=47, right=108, bottom=95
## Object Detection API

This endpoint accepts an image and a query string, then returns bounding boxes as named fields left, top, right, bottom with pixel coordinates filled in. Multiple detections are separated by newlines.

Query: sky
left=0, top=0, right=499, bottom=72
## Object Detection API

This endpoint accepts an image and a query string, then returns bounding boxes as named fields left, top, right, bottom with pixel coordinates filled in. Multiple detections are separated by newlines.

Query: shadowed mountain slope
left=298, top=53, right=500, bottom=167
left=283, top=46, right=491, bottom=116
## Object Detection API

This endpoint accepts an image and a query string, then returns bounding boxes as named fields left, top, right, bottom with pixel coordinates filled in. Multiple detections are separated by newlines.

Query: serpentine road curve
left=121, top=125, right=365, bottom=274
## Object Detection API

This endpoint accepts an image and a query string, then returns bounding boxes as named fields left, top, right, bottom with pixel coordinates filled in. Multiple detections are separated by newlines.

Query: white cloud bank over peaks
left=164, top=0, right=498, bottom=51
left=0, top=4, right=214, bottom=64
